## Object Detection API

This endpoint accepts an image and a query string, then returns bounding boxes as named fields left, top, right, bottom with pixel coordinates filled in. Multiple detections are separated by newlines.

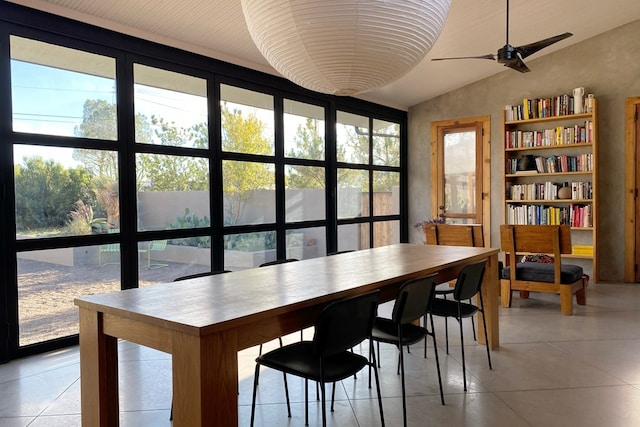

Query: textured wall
left=408, top=19, right=640, bottom=282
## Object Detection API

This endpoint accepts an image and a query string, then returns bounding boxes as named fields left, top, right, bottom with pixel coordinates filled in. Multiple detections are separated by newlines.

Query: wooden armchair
left=424, top=223, right=484, bottom=247
left=500, top=224, right=587, bottom=315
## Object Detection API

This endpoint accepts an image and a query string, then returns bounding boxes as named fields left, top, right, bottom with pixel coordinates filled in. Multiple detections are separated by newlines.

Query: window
left=1, top=11, right=406, bottom=358
left=220, top=84, right=274, bottom=155
left=134, top=64, right=208, bottom=148
left=11, top=36, right=116, bottom=139
left=336, top=112, right=402, bottom=249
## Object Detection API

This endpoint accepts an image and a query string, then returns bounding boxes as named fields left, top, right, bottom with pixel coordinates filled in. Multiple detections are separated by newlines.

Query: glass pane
left=285, top=165, right=325, bottom=222
left=337, top=169, right=369, bottom=219
left=372, top=119, right=400, bottom=166
left=136, top=154, right=210, bottom=231
left=137, top=238, right=212, bottom=287
left=338, top=223, right=370, bottom=251
left=220, top=84, right=274, bottom=155
left=284, top=99, right=325, bottom=160
left=286, top=227, right=326, bottom=260
left=224, top=231, right=276, bottom=270
left=373, top=171, right=400, bottom=216
left=134, top=64, right=208, bottom=148
left=444, top=131, right=476, bottom=215
left=337, top=111, right=369, bottom=164
left=17, top=246, right=121, bottom=346
left=223, top=160, right=275, bottom=226
left=10, top=36, right=117, bottom=139
left=373, top=220, right=400, bottom=247
left=14, top=145, right=120, bottom=238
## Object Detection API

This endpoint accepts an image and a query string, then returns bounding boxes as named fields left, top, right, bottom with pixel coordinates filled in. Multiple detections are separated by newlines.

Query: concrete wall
left=408, top=20, right=640, bottom=282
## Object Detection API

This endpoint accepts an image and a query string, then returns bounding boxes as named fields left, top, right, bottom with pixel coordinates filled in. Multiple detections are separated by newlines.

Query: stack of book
left=505, top=94, right=578, bottom=121
left=504, top=121, right=593, bottom=148
left=572, top=245, right=594, bottom=256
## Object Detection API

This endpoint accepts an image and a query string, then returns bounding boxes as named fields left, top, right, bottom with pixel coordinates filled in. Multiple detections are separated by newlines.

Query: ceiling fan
left=431, top=0, right=572, bottom=72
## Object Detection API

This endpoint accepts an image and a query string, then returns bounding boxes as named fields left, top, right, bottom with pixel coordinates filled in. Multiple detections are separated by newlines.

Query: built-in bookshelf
left=503, top=96, right=598, bottom=279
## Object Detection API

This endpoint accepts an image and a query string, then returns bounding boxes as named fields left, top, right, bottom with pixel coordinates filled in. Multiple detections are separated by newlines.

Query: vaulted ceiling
left=9, top=0, right=640, bottom=109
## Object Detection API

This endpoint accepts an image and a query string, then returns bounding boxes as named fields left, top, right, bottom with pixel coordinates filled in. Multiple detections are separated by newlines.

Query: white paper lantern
left=241, top=0, right=451, bottom=96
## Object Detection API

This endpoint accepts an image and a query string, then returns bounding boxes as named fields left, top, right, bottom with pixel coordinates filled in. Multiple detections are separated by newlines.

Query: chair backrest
left=500, top=224, right=572, bottom=285
left=150, top=240, right=168, bottom=251
left=392, top=274, right=438, bottom=325
left=500, top=224, right=572, bottom=255
left=327, top=250, right=355, bottom=256
left=259, top=258, right=299, bottom=267
left=313, top=290, right=380, bottom=358
left=453, top=260, right=487, bottom=301
left=173, top=270, right=230, bottom=282
left=424, top=223, right=484, bottom=247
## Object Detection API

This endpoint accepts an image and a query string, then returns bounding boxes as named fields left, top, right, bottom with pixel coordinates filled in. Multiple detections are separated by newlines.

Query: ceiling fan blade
left=503, top=56, right=530, bottom=73
left=515, top=32, right=573, bottom=59
left=431, top=54, right=496, bottom=61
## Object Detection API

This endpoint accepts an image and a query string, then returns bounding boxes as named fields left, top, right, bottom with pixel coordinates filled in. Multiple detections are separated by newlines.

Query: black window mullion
left=119, top=55, right=138, bottom=290
left=210, top=76, right=225, bottom=272
left=274, top=96, right=286, bottom=259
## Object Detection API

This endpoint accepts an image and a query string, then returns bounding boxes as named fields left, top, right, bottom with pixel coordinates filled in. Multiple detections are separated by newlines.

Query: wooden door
left=431, top=116, right=490, bottom=238
left=624, top=97, right=640, bottom=282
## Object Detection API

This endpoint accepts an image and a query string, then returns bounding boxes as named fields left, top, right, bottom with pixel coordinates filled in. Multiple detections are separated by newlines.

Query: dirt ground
left=16, top=257, right=206, bottom=346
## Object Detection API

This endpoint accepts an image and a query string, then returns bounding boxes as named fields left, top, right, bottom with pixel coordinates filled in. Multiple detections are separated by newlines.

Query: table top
left=75, top=243, right=497, bottom=337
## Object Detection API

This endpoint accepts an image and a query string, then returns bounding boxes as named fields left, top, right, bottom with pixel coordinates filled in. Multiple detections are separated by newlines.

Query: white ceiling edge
left=7, top=0, right=280, bottom=78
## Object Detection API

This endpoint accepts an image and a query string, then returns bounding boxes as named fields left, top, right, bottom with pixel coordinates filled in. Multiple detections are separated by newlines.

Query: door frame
left=430, top=115, right=491, bottom=245
left=624, top=97, right=640, bottom=282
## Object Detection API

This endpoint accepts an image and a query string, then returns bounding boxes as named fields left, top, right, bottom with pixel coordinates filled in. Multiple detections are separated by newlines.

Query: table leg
left=78, top=307, right=119, bottom=426
left=172, top=330, right=239, bottom=426
left=477, top=253, right=500, bottom=349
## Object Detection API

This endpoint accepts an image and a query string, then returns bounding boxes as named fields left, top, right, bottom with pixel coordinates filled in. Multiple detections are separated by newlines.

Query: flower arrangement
left=413, top=218, right=445, bottom=231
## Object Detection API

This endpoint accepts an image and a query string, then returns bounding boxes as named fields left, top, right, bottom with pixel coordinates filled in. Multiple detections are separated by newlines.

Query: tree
left=136, top=116, right=209, bottom=191
left=285, top=117, right=326, bottom=189
left=73, top=99, right=154, bottom=181
left=221, top=105, right=274, bottom=224
left=14, top=156, right=95, bottom=230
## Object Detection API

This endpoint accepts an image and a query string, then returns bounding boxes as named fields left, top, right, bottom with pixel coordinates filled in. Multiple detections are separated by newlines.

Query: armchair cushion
left=501, top=262, right=583, bottom=284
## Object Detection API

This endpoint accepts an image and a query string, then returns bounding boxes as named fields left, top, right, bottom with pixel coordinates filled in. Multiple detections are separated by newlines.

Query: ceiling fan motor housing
left=497, top=45, right=517, bottom=63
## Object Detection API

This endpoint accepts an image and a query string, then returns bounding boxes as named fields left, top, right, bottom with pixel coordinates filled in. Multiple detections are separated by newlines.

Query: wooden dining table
left=75, top=243, right=499, bottom=426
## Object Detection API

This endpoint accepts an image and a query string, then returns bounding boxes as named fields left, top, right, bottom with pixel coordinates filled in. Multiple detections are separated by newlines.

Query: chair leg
left=429, top=313, right=446, bottom=405
left=284, top=372, right=291, bottom=418
left=480, top=310, right=493, bottom=371
left=330, top=382, right=336, bottom=412
left=458, top=316, right=467, bottom=392
left=576, top=282, right=587, bottom=305
left=369, top=340, right=386, bottom=427
left=470, top=299, right=476, bottom=341
left=319, top=378, right=327, bottom=427
left=444, top=314, right=450, bottom=354
left=500, top=279, right=513, bottom=308
left=560, top=286, right=574, bottom=315
left=423, top=315, right=428, bottom=359
left=398, top=327, right=408, bottom=427
left=305, top=378, right=309, bottom=426
left=478, top=293, right=493, bottom=371
left=250, top=363, right=261, bottom=426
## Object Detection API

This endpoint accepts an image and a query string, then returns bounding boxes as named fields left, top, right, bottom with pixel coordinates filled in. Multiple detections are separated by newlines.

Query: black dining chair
left=370, top=274, right=444, bottom=427
left=250, top=290, right=385, bottom=427
left=428, top=260, right=492, bottom=391
left=173, top=269, right=231, bottom=281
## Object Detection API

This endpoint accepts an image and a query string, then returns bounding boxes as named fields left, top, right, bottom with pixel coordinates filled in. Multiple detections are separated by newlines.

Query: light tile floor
left=3, top=283, right=640, bottom=426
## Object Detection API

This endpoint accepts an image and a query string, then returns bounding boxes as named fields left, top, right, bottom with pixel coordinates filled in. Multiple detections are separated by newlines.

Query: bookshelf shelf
left=505, top=143, right=594, bottom=152
left=505, top=171, right=592, bottom=178
left=506, top=199, right=592, bottom=204
left=503, top=97, right=598, bottom=279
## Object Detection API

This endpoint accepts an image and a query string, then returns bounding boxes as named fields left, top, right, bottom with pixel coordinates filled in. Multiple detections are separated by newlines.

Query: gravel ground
left=16, top=257, right=205, bottom=345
